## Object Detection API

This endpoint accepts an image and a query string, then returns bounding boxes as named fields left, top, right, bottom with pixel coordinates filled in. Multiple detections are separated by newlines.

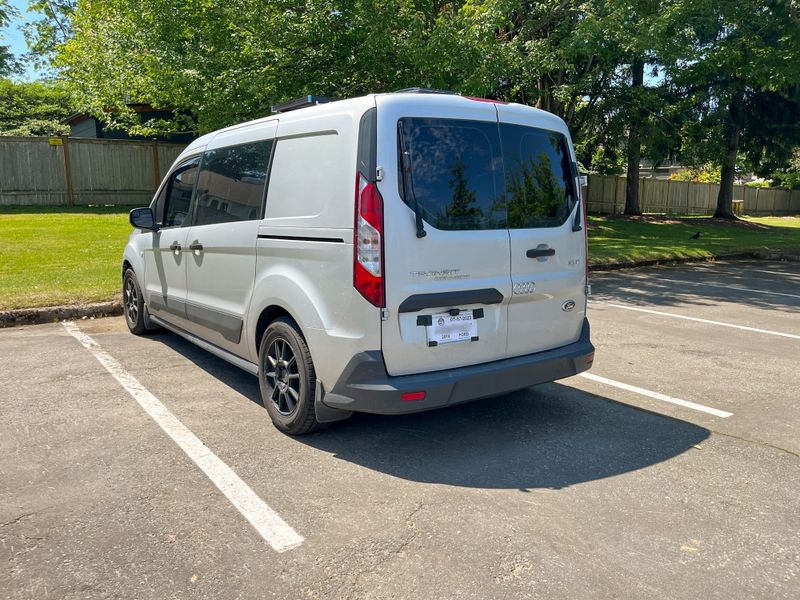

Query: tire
left=122, top=269, right=148, bottom=335
left=258, top=317, right=327, bottom=435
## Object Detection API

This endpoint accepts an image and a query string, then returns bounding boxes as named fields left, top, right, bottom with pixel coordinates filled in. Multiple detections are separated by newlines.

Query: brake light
left=583, top=183, right=589, bottom=293
left=464, top=96, right=509, bottom=104
left=354, top=173, right=385, bottom=307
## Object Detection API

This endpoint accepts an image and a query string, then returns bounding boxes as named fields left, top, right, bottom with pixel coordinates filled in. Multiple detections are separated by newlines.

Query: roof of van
left=178, top=92, right=568, bottom=159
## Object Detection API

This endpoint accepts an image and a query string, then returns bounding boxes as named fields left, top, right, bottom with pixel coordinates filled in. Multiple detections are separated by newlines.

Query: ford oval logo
left=562, top=300, right=576, bottom=312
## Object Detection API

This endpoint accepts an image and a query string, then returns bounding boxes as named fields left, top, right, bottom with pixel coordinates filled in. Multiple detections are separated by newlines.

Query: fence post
left=61, top=136, right=75, bottom=206
left=151, top=140, right=161, bottom=189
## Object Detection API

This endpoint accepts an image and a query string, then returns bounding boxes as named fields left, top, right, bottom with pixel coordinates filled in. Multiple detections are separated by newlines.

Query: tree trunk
left=624, top=59, right=645, bottom=216
left=714, top=86, right=745, bottom=219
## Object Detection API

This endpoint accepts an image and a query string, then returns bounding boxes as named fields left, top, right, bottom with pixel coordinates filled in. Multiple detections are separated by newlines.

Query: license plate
left=427, top=311, right=477, bottom=346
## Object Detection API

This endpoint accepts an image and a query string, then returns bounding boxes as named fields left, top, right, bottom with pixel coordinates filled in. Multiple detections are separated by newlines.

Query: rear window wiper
left=570, top=162, right=582, bottom=232
left=397, top=121, right=427, bottom=238
left=572, top=193, right=582, bottom=232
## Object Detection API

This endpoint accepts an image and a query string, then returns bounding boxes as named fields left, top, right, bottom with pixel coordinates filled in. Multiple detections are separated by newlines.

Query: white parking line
left=577, top=372, right=733, bottom=418
left=634, top=276, right=800, bottom=300
left=686, top=265, right=800, bottom=279
left=749, top=268, right=800, bottom=278
left=62, top=321, right=304, bottom=552
left=602, top=302, right=800, bottom=340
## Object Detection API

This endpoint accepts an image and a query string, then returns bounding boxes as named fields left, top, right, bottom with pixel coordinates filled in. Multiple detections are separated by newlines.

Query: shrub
left=771, top=171, right=800, bottom=190
left=669, top=166, right=721, bottom=184
left=744, top=180, right=772, bottom=188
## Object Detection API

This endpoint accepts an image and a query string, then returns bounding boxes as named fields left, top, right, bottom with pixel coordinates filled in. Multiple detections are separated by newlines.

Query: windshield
left=397, top=117, right=577, bottom=230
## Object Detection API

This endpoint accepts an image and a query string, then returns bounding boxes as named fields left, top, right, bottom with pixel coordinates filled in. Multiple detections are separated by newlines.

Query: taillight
left=354, top=173, right=385, bottom=307
left=582, top=183, right=589, bottom=293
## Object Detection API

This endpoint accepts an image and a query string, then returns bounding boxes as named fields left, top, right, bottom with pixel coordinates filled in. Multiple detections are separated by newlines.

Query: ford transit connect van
left=123, top=91, right=594, bottom=434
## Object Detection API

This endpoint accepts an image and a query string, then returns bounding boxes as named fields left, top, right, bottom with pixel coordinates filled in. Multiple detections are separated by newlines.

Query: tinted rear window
left=398, top=118, right=503, bottom=230
left=397, top=118, right=577, bottom=230
left=500, top=124, right=577, bottom=228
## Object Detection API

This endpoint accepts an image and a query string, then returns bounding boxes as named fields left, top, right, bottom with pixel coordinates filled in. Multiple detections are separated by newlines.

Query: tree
left=46, top=0, right=432, bottom=134
left=23, top=1, right=76, bottom=71
left=0, top=0, right=17, bottom=76
left=46, top=1, right=620, bottom=142
left=665, top=0, right=800, bottom=218
left=0, top=79, right=73, bottom=136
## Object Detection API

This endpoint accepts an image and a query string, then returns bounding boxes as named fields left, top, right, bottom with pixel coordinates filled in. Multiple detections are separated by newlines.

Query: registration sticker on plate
left=427, top=311, right=477, bottom=346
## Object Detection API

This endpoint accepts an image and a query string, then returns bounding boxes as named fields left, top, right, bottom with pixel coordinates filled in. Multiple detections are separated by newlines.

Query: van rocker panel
left=325, top=318, right=594, bottom=415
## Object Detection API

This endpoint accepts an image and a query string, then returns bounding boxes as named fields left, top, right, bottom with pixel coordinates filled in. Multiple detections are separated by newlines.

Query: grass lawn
left=0, top=206, right=132, bottom=310
left=588, top=215, right=800, bottom=267
left=1, top=207, right=799, bottom=310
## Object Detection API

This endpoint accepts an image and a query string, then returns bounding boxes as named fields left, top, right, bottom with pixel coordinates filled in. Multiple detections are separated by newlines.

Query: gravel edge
left=0, top=301, right=123, bottom=328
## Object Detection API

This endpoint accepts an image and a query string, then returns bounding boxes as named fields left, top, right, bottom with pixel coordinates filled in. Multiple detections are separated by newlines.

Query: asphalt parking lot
left=2, top=259, right=799, bottom=599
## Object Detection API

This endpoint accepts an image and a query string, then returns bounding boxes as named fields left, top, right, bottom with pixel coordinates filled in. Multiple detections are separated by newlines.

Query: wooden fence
left=587, top=174, right=800, bottom=216
left=0, top=136, right=186, bottom=206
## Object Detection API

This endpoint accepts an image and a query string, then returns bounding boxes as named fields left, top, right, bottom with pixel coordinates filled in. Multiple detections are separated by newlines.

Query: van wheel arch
left=122, top=260, right=133, bottom=281
left=255, top=305, right=301, bottom=352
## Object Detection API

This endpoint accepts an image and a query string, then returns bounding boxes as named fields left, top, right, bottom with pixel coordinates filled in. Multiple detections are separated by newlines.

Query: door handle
left=169, top=241, right=181, bottom=254
left=189, top=241, right=203, bottom=253
left=526, top=247, right=556, bottom=258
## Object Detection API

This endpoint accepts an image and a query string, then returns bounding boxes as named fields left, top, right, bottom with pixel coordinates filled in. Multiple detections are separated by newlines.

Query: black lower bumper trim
left=325, top=318, right=594, bottom=415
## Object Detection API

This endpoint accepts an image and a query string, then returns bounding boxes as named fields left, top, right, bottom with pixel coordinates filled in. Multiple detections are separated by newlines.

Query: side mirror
left=129, top=207, right=158, bottom=231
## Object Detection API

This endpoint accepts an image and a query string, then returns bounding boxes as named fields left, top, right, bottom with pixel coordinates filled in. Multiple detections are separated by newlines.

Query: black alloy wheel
left=123, top=269, right=147, bottom=335
left=258, top=317, right=326, bottom=435
left=264, top=338, right=301, bottom=416
left=124, top=275, right=139, bottom=327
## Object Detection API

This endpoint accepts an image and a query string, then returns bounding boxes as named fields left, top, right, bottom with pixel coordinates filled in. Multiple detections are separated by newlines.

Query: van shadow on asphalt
left=152, top=331, right=709, bottom=491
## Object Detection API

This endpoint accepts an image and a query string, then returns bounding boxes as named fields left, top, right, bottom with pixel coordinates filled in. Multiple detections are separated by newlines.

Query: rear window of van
left=397, top=118, right=578, bottom=230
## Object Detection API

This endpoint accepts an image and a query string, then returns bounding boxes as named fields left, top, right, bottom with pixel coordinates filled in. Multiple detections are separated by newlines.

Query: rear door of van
left=376, top=95, right=512, bottom=377
left=495, top=105, right=587, bottom=357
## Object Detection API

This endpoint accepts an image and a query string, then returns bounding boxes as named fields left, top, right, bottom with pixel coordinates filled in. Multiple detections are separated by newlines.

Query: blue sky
left=3, top=0, right=41, bottom=79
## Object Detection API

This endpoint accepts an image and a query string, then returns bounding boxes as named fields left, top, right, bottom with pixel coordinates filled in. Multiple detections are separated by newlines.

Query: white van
left=123, top=91, right=594, bottom=434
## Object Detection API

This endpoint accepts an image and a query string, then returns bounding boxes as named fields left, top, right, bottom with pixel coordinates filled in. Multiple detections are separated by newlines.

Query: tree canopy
left=0, top=0, right=16, bottom=76
left=19, top=0, right=800, bottom=217
left=0, top=79, right=73, bottom=136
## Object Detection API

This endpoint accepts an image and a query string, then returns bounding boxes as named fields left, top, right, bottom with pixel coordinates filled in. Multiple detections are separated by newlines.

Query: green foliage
left=771, top=171, right=800, bottom=190
left=669, top=166, right=722, bottom=184
left=23, top=1, right=76, bottom=71
left=663, top=0, right=800, bottom=173
left=0, top=79, right=74, bottom=136
left=43, top=0, right=659, bottom=145
left=0, top=0, right=17, bottom=76
left=744, top=180, right=772, bottom=188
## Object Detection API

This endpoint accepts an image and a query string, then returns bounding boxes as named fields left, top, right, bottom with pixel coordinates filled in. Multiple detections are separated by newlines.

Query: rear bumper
left=323, top=318, right=594, bottom=415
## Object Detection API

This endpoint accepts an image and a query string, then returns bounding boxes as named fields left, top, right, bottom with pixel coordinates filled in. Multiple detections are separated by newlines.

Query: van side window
left=159, top=157, right=201, bottom=228
left=193, top=140, right=273, bottom=226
